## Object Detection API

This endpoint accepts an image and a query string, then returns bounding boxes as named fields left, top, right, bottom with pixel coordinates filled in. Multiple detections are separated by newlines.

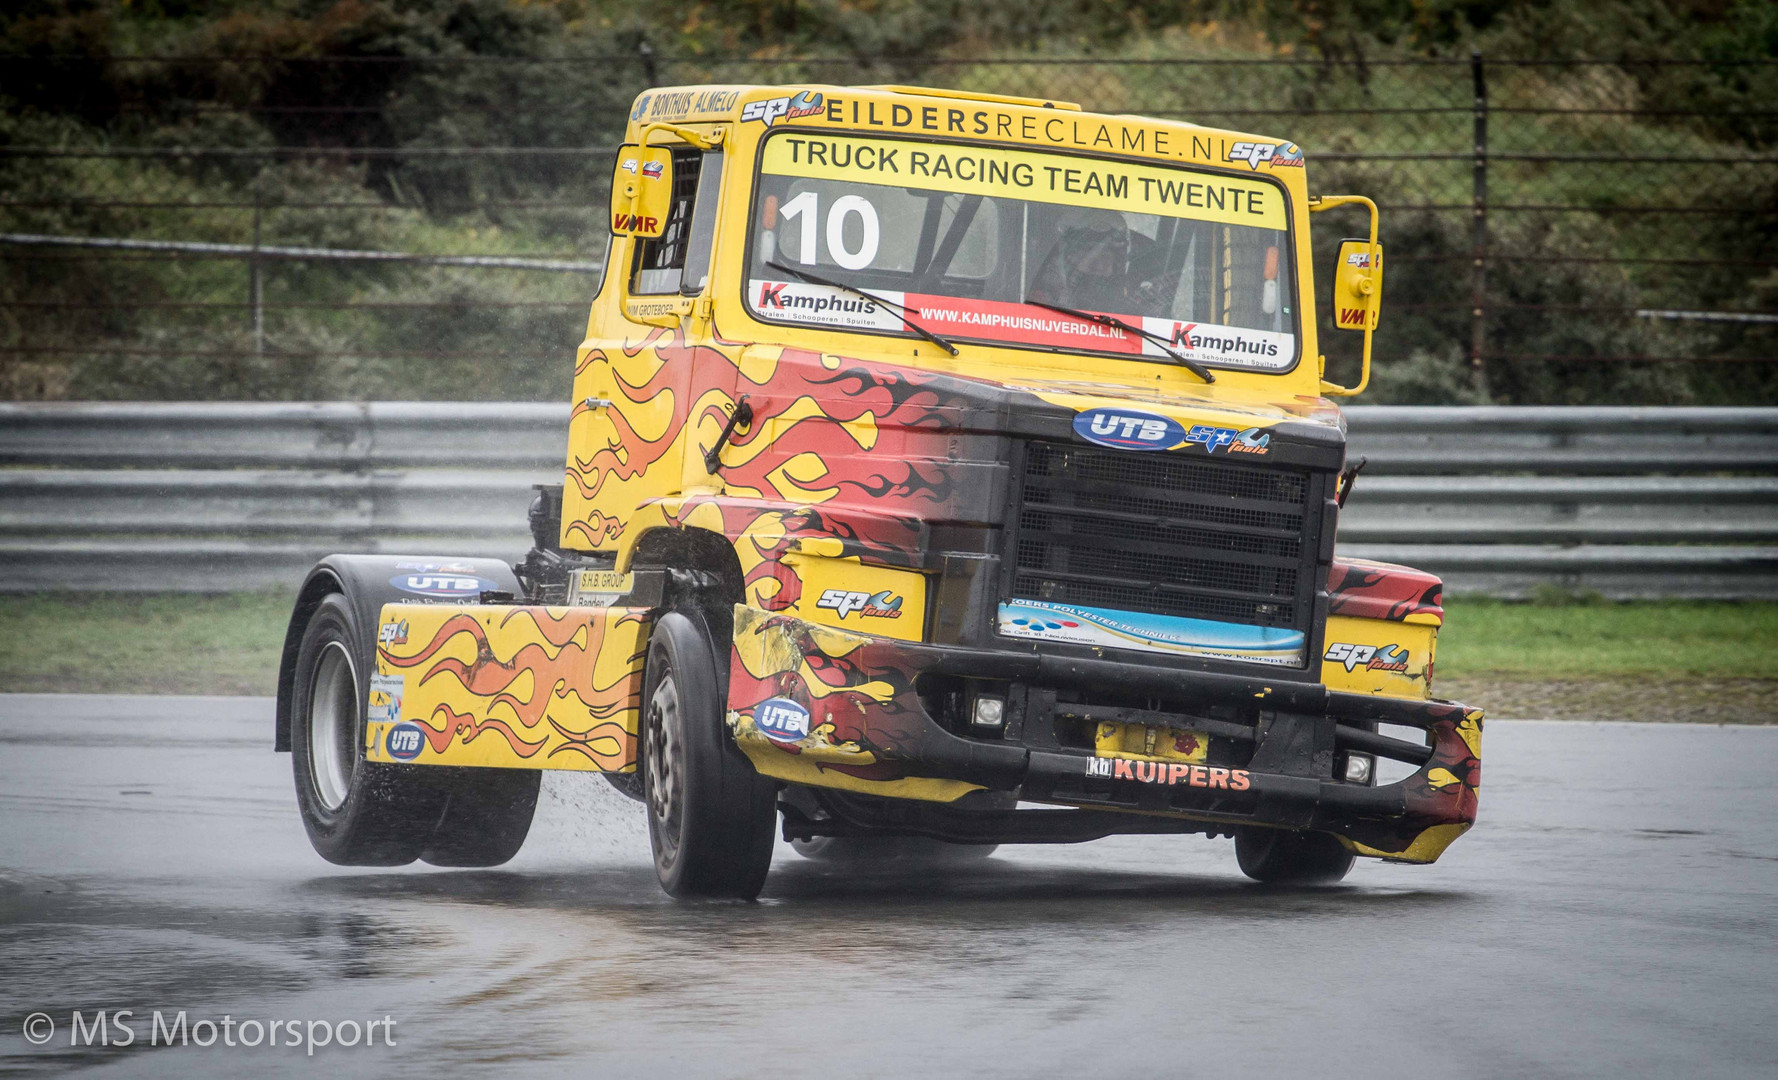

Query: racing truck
left=274, top=83, right=1482, bottom=898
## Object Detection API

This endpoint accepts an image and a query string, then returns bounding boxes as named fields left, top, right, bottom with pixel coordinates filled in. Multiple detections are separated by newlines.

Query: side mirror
left=1332, top=238, right=1383, bottom=332
left=1310, top=195, right=1381, bottom=396
left=609, top=144, right=673, bottom=238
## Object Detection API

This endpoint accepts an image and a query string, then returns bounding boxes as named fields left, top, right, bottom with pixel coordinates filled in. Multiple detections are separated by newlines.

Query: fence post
left=1470, top=49, right=1488, bottom=376
left=250, top=182, right=264, bottom=360
left=638, top=41, right=658, bottom=88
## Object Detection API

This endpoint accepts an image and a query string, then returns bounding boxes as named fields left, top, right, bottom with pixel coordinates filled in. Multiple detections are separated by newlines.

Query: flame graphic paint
left=725, top=605, right=980, bottom=801
left=372, top=604, right=648, bottom=772
left=552, top=317, right=1480, bottom=847
left=563, top=329, right=978, bottom=568
left=1332, top=701, right=1482, bottom=862
left=1328, top=558, right=1445, bottom=623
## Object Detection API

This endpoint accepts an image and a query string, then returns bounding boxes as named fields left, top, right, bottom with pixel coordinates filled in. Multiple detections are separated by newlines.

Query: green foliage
left=1, top=1, right=1774, bottom=402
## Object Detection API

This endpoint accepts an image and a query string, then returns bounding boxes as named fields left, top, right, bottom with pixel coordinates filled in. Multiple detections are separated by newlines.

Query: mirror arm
left=636, top=122, right=723, bottom=150
left=1309, top=195, right=1380, bottom=397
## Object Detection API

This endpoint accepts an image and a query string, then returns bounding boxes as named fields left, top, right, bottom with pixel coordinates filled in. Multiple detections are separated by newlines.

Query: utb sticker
left=754, top=698, right=811, bottom=744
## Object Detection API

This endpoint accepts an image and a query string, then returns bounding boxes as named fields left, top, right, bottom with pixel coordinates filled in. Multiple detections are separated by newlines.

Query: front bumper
left=727, top=604, right=1482, bottom=863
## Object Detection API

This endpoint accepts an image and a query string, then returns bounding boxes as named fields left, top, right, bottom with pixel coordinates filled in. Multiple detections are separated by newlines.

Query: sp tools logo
left=817, top=588, right=904, bottom=620
left=1324, top=642, right=1412, bottom=673
left=377, top=619, right=408, bottom=646
left=1231, top=426, right=1270, bottom=454
left=1184, top=423, right=1236, bottom=453
left=1227, top=141, right=1305, bottom=170
left=1073, top=407, right=1186, bottom=452
left=741, top=90, right=824, bottom=127
left=1180, top=423, right=1273, bottom=456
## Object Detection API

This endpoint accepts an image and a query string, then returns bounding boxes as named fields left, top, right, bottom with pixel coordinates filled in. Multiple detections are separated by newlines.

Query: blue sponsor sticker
left=1073, top=407, right=1186, bottom=451
left=1183, top=424, right=1238, bottom=453
left=388, top=573, right=499, bottom=598
left=385, top=722, right=425, bottom=761
left=754, top=697, right=811, bottom=743
left=998, top=599, right=1304, bottom=666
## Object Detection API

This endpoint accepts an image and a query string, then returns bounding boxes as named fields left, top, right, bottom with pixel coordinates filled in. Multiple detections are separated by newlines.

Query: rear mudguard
left=273, top=554, right=521, bottom=752
left=363, top=601, right=648, bottom=771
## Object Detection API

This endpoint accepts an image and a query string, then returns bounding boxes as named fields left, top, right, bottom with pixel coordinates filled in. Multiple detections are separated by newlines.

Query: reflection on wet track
left=2, top=695, right=1776, bottom=1078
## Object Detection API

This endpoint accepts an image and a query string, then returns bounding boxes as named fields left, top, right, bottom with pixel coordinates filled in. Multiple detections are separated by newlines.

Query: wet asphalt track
left=1, top=695, right=1775, bottom=1079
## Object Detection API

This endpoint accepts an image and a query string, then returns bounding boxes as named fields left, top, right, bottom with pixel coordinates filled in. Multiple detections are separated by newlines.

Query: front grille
left=1008, top=441, right=1321, bottom=636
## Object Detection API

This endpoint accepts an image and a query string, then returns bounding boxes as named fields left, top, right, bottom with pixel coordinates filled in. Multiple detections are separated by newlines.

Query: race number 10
left=779, top=191, right=880, bottom=270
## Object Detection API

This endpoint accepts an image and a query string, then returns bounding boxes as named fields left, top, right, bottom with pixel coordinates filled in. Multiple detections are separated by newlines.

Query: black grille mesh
left=1011, top=441, right=1317, bottom=631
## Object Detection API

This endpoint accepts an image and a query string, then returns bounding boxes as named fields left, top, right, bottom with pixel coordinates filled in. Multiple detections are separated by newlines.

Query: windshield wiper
left=1022, top=298, right=1215, bottom=384
left=766, top=260, right=959, bottom=356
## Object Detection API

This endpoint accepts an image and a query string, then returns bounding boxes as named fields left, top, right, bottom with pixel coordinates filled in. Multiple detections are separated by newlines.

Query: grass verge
left=1434, top=597, right=1778, bottom=723
left=0, top=593, right=1773, bottom=721
left=0, top=592, right=291, bottom=696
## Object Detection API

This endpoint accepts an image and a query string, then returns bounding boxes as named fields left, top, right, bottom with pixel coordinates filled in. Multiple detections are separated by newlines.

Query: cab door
left=562, top=143, right=731, bottom=553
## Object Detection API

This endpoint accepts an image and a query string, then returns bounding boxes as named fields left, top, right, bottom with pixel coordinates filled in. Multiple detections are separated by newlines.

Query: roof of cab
left=624, top=83, right=1302, bottom=174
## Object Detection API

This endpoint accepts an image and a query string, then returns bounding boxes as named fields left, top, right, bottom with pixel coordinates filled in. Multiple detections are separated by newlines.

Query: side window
left=630, top=148, right=723, bottom=296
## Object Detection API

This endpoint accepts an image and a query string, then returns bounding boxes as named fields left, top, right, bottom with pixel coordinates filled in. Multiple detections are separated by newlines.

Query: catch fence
left=2, top=53, right=1775, bottom=402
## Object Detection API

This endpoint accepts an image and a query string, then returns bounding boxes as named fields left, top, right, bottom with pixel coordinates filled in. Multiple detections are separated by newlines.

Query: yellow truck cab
left=274, top=84, right=1482, bottom=897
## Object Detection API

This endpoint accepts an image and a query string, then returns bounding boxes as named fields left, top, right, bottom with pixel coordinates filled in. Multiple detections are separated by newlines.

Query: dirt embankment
left=1440, top=676, right=1778, bottom=724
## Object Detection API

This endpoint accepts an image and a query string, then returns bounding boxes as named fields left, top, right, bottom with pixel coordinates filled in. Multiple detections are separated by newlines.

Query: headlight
left=1341, top=753, right=1374, bottom=785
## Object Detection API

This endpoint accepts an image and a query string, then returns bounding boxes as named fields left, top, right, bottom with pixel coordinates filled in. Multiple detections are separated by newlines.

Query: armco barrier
left=1, top=404, right=1774, bottom=597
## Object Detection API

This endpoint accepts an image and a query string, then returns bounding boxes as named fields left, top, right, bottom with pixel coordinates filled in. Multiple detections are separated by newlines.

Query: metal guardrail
left=1, top=404, right=1774, bottom=597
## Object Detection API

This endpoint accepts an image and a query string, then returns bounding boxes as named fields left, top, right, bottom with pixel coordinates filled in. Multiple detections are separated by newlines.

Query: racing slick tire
left=1234, top=826, right=1356, bottom=885
left=290, top=593, right=446, bottom=865
left=790, top=836, right=999, bottom=864
left=641, top=608, right=778, bottom=899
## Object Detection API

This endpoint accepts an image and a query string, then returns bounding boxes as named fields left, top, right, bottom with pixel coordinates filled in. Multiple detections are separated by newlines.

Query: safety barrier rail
left=1, top=404, right=1773, bottom=596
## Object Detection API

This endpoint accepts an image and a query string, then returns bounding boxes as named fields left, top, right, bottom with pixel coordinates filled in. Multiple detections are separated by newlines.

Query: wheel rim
left=646, top=662, right=685, bottom=862
left=308, top=641, right=358, bottom=812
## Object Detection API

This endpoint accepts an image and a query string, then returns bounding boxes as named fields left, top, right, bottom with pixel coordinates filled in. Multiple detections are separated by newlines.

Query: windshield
left=745, top=131, right=1298, bottom=371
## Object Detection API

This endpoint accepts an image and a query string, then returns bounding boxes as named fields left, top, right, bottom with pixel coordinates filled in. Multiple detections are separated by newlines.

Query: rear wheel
left=1234, top=826, right=1355, bottom=885
left=419, top=767, right=540, bottom=867
left=641, top=609, right=778, bottom=898
left=291, top=594, right=442, bottom=865
left=791, top=836, right=998, bottom=865
left=291, top=593, right=540, bottom=867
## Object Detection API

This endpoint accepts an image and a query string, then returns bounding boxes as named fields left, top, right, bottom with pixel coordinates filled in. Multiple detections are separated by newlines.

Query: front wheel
left=1234, top=826, right=1355, bottom=885
left=641, top=609, right=778, bottom=899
